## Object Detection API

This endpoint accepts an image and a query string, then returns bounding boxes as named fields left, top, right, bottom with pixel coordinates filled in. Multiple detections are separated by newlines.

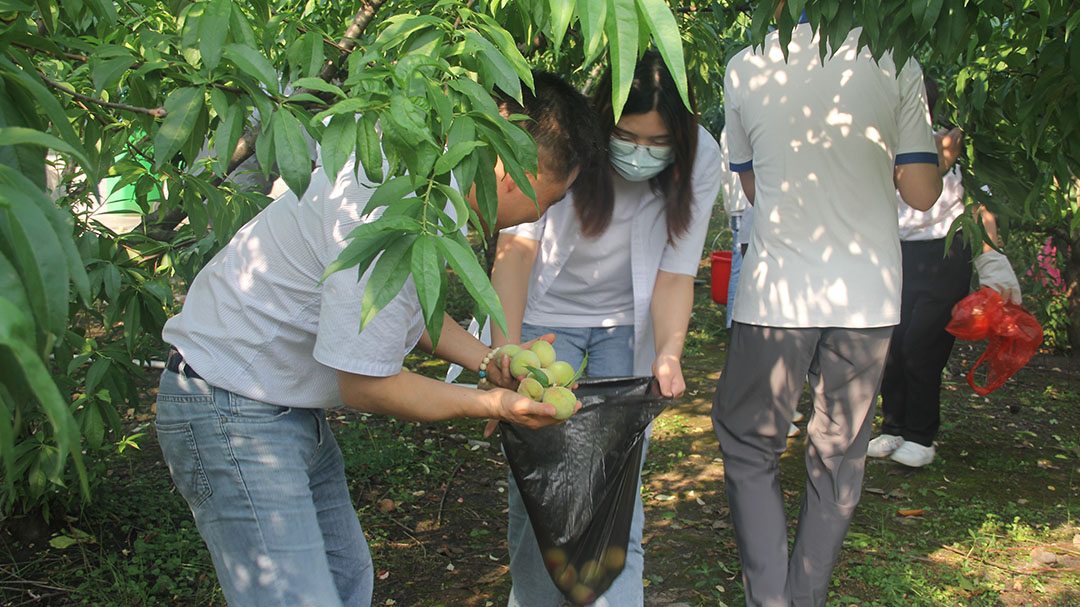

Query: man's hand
left=652, top=353, right=686, bottom=398
left=481, top=387, right=580, bottom=437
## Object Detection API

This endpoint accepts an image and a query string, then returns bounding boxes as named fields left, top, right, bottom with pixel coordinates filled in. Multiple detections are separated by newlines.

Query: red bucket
left=710, top=251, right=733, bottom=304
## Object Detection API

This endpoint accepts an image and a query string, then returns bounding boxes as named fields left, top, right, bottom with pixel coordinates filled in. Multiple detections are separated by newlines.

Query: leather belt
left=166, top=348, right=202, bottom=380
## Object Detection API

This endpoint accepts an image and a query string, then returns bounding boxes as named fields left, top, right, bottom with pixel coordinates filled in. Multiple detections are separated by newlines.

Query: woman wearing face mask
left=490, top=50, right=722, bottom=606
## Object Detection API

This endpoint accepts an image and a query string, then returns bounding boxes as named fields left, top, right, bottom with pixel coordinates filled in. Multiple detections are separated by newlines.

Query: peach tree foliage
left=0, top=0, right=1077, bottom=517
left=0, top=0, right=688, bottom=516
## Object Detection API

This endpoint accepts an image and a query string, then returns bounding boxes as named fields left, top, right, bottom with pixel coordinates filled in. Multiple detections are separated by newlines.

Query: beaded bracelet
left=477, top=347, right=500, bottom=387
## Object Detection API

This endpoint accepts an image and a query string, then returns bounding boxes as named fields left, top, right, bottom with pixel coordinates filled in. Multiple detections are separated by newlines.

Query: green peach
left=602, top=546, right=626, bottom=570
left=542, top=386, right=577, bottom=420
left=509, top=350, right=542, bottom=378
left=569, top=583, right=596, bottom=605
left=517, top=377, right=544, bottom=400
left=547, top=360, right=576, bottom=386
left=495, top=344, right=523, bottom=362
left=529, top=340, right=557, bottom=367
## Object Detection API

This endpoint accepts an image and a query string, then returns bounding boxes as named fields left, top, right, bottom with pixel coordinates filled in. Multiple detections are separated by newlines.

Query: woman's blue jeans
left=154, top=369, right=373, bottom=607
left=507, top=323, right=649, bottom=606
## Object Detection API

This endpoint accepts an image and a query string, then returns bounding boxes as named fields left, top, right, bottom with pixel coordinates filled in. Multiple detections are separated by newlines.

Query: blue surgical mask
left=608, top=135, right=674, bottom=182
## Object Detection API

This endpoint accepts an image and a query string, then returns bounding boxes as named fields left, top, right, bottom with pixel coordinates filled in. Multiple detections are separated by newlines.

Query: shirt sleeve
left=659, top=127, right=722, bottom=275
left=893, top=58, right=937, bottom=165
left=312, top=166, right=425, bottom=377
left=500, top=210, right=547, bottom=241
left=723, top=59, right=754, bottom=172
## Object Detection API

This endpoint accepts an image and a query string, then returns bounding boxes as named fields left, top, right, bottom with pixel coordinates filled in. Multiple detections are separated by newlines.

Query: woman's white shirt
left=501, top=125, right=722, bottom=375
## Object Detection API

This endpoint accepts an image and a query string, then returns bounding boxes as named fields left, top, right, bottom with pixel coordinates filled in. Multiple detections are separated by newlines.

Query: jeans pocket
left=226, top=394, right=293, bottom=422
left=155, top=421, right=213, bottom=510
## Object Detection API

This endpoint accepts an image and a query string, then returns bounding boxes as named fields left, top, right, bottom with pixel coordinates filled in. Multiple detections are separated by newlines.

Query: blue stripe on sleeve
left=730, top=160, right=753, bottom=172
left=894, top=152, right=938, bottom=165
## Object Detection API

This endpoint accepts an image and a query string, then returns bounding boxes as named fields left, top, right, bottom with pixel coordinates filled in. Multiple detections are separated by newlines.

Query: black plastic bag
left=500, top=376, right=670, bottom=605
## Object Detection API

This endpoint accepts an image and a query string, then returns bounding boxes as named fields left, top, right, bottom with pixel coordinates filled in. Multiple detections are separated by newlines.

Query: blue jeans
left=507, top=324, right=647, bottom=606
left=726, top=215, right=744, bottom=328
left=155, top=370, right=373, bottom=607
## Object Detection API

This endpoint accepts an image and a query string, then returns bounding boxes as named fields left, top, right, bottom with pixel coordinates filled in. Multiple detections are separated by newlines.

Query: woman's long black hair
left=576, top=49, right=699, bottom=243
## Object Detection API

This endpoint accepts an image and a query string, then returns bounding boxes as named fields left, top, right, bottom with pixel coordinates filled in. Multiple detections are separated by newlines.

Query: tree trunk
left=1066, top=228, right=1080, bottom=352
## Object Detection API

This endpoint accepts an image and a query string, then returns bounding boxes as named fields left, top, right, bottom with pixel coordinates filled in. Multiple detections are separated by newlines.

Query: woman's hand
left=652, top=353, right=686, bottom=398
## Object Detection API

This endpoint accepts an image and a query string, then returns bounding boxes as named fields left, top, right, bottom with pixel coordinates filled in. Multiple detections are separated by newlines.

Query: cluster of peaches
left=493, top=341, right=582, bottom=420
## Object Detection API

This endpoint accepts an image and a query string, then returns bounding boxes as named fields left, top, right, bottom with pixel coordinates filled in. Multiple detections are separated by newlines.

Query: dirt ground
left=351, top=340, right=1080, bottom=607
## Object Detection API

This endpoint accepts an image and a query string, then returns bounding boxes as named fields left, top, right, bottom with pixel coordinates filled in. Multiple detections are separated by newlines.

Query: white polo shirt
left=725, top=22, right=937, bottom=328
left=162, top=157, right=426, bottom=409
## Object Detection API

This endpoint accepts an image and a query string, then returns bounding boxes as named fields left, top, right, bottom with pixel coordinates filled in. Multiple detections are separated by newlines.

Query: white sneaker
left=787, top=423, right=800, bottom=438
left=792, top=410, right=805, bottom=423
left=866, top=434, right=904, bottom=458
left=890, top=441, right=935, bottom=467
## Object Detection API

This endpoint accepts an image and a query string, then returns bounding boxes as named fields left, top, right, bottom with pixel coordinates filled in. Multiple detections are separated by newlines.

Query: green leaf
left=433, top=182, right=469, bottom=233
left=635, top=0, right=690, bottom=110
left=436, top=235, right=507, bottom=336
left=362, top=174, right=423, bottom=216
left=571, top=351, right=588, bottom=384
left=466, top=29, right=522, bottom=99
left=356, top=113, right=383, bottom=183
left=255, top=111, right=276, bottom=180
left=0, top=252, right=32, bottom=329
left=321, top=114, right=356, bottom=184
left=0, top=298, right=87, bottom=497
left=0, top=388, right=17, bottom=501
left=548, top=0, right=575, bottom=54
left=433, top=141, right=486, bottom=177
left=214, top=102, right=244, bottom=176
left=374, top=14, right=442, bottom=48
left=49, top=534, right=78, bottom=550
left=273, top=109, right=312, bottom=197
left=0, top=165, right=89, bottom=304
left=124, top=296, right=141, bottom=353
left=81, top=403, right=104, bottom=451
left=199, top=0, right=232, bottom=71
left=525, top=365, right=550, bottom=388
left=577, top=0, right=608, bottom=64
left=605, top=0, right=640, bottom=123
left=0, top=57, right=88, bottom=179
left=410, top=235, right=444, bottom=335
left=321, top=216, right=420, bottom=281
left=293, top=77, right=347, bottom=99
left=476, top=121, right=537, bottom=208
left=0, top=127, right=91, bottom=182
left=359, top=235, right=416, bottom=332
left=224, top=43, right=280, bottom=94
left=0, top=192, right=68, bottom=336
left=153, top=87, right=205, bottom=170
left=90, top=55, right=135, bottom=95
left=447, top=77, right=500, bottom=116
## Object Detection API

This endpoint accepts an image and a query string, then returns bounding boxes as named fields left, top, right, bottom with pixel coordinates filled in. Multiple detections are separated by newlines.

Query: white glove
left=974, top=249, right=1022, bottom=305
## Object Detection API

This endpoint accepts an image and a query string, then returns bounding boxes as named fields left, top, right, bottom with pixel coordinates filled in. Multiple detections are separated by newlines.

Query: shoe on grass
left=792, top=410, right=805, bottom=423
left=787, top=423, right=800, bottom=438
left=889, top=441, right=935, bottom=467
left=866, top=434, right=903, bottom=458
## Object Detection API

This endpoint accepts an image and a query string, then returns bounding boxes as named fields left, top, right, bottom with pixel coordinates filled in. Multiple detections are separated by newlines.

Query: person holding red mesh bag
left=867, top=77, right=1023, bottom=468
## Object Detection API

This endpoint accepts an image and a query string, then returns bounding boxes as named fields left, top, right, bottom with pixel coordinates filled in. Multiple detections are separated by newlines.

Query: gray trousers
left=711, top=323, right=892, bottom=607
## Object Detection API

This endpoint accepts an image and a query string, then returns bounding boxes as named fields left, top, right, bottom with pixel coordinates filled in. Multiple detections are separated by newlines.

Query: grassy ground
left=2, top=208, right=1079, bottom=606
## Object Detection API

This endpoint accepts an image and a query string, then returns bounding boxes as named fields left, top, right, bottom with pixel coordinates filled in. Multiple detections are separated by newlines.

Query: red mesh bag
left=946, top=288, right=1044, bottom=395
